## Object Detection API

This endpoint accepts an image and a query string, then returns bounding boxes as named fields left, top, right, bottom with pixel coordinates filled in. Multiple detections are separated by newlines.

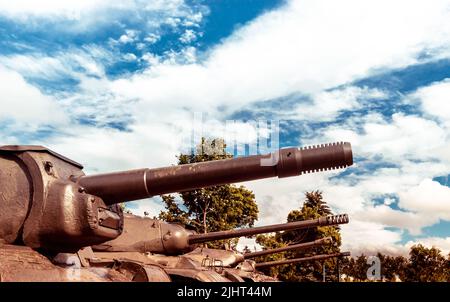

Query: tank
left=0, top=142, right=353, bottom=281
left=88, top=215, right=347, bottom=282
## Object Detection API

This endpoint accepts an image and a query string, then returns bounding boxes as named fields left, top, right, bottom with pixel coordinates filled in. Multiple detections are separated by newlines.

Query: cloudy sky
left=1, top=0, right=449, bottom=256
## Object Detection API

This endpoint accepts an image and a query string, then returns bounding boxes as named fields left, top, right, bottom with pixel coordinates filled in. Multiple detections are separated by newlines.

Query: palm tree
left=303, top=190, right=332, bottom=216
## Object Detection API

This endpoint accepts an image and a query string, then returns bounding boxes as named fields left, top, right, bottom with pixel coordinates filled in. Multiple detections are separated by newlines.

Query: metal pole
left=337, top=258, right=341, bottom=282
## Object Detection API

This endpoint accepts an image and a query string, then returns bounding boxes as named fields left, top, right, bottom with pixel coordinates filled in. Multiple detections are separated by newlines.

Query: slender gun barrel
left=243, top=237, right=332, bottom=259
left=188, top=215, right=348, bottom=245
left=255, top=252, right=351, bottom=269
left=77, top=142, right=353, bottom=204
left=94, top=214, right=349, bottom=254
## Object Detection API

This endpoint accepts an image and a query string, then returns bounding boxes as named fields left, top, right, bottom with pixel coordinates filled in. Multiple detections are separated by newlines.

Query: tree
left=405, top=244, right=447, bottom=282
left=447, top=253, right=450, bottom=282
left=342, top=249, right=447, bottom=282
left=159, top=138, right=259, bottom=248
left=340, top=256, right=356, bottom=281
left=256, top=191, right=344, bottom=281
left=353, top=254, right=370, bottom=281
left=254, top=233, right=286, bottom=278
left=380, top=254, right=407, bottom=281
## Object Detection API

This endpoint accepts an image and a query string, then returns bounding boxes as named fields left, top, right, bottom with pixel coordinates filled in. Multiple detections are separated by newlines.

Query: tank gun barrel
left=94, top=215, right=348, bottom=255
left=188, top=215, right=348, bottom=245
left=255, top=251, right=351, bottom=269
left=243, top=237, right=332, bottom=259
left=77, top=142, right=353, bottom=204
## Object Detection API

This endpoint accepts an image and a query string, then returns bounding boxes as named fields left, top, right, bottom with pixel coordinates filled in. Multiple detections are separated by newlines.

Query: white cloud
left=0, top=47, right=109, bottom=79
left=293, top=86, right=387, bottom=121
left=118, top=30, right=139, bottom=44
left=0, top=0, right=111, bottom=19
left=0, top=66, right=68, bottom=128
left=399, top=179, right=450, bottom=219
left=356, top=205, right=436, bottom=236
left=144, top=33, right=161, bottom=44
left=125, top=198, right=166, bottom=219
left=0, top=0, right=207, bottom=35
left=341, top=221, right=403, bottom=255
left=320, top=113, right=448, bottom=162
left=312, top=109, right=450, bottom=238
left=179, top=29, right=197, bottom=43
left=123, top=53, right=137, bottom=61
left=404, top=237, right=450, bottom=256
left=97, top=0, right=450, bottom=122
left=409, top=78, right=450, bottom=126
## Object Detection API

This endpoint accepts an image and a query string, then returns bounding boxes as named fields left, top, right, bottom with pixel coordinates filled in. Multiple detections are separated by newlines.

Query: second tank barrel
left=188, top=215, right=348, bottom=245
left=243, top=237, right=332, bottom=259
left=77, top=142, right=353, bottom=204
left=255, top=252, right=351, bottom=269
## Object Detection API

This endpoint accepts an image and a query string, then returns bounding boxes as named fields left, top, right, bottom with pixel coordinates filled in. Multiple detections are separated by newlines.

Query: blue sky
left=0, top=0, right=449, bottom=255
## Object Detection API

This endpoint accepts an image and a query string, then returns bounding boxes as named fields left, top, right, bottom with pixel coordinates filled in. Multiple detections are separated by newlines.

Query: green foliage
left=341, top=245, right=448, bottom=282
left=254, top=233, right=286, bottom=278
left=158, top=138, right=259, bottom=249
left=119, top=203, right=133, bottom=214
left=256, top=191, right=342, bottom=282
left=377, top=253, right=408, bottom=281
left=404, top=244, right=448, bottom=282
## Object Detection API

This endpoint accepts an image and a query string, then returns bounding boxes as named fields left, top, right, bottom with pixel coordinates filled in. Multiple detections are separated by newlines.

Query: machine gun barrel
left=255, top=252, right=351, bottom=269
left=77, top=142, right=353, bottom=204
left=188, top=215, right=348, bottom=245
left=243, top=237, right=332, bottom=259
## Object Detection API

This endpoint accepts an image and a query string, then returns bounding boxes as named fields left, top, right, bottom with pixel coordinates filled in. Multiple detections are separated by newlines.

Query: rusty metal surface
left=0, top=245, right=130, bottom=282
left=114, top=261, right=171, bottom=282
left=0, top=154, right=31, bottom=243
left=0, top=145, right=83, bottom=168
left=244, top=237, right=332, bottom=259
left=164, top=268, right=231, bottom=282
left=223, top=270, right=246, bottom=282
left=78, top=142, right=353, bottom=204
left=92, top=214, right=193, bottom=255
left=255, top=252, right=351, bottom=269
left=188, top=215, right=348, bottom=244
left=0, top=244, right=66, bottom=281
left=224, top=268, right=279, bottom=282
left=0, top=149, right=123, bottom=251
left=184, top=247, right=245, bottom=267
